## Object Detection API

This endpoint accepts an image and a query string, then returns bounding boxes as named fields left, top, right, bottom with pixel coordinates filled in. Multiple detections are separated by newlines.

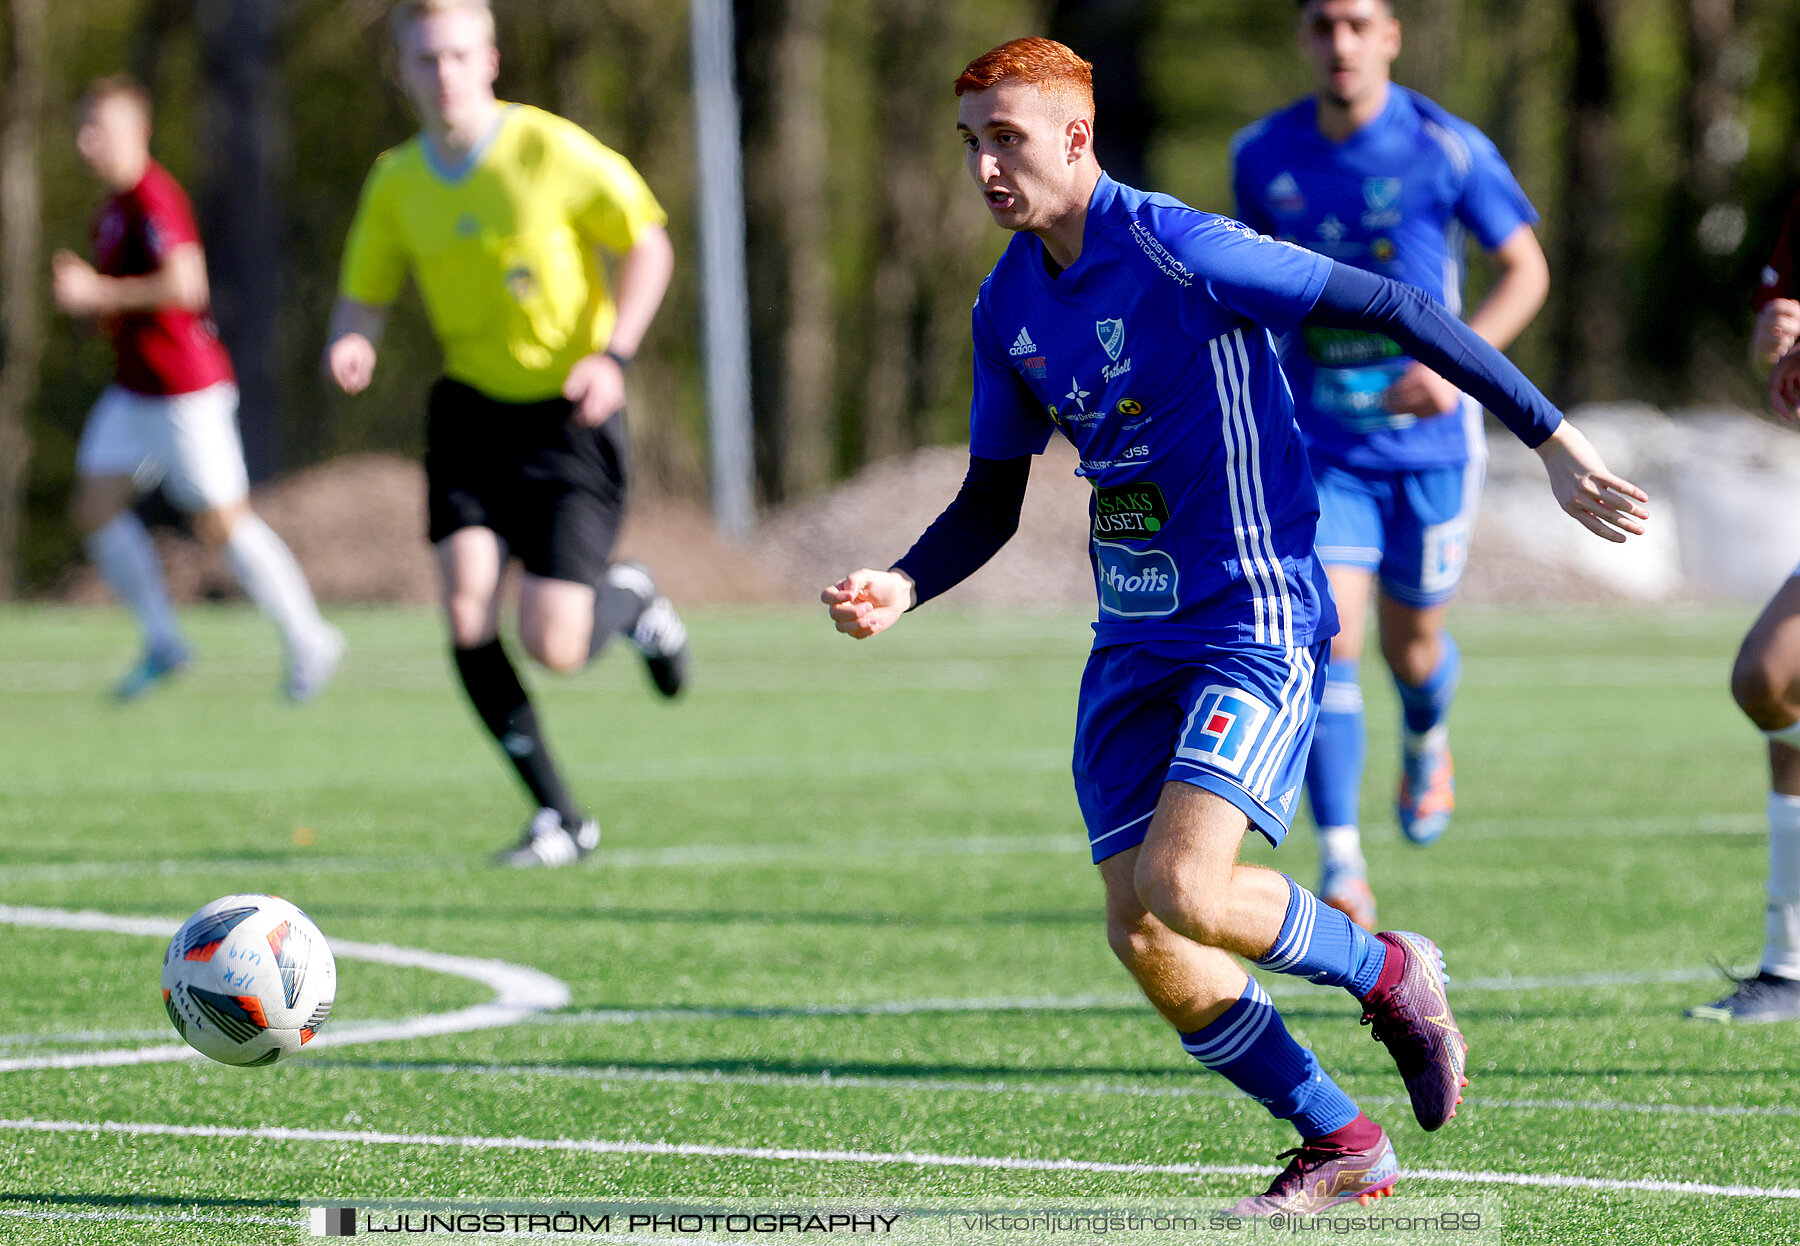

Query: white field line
left=1, top=1117, right=1793, bottom=1201
left=0, top=809, right=1767, bottom=887
left=0, top=1027, right=171, bottom=1050
left=310, top=1057, right=1800, bottom=1122
left=0, top=905, right=569, bottom=1073
left=0, top=906, right=1756, bottom=1125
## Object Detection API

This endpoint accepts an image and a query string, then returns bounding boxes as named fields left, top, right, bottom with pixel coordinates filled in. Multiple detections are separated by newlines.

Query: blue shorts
left=1074, top=639, right=1328, bottom=863
left=1312, top=457, right=1482, bottom=608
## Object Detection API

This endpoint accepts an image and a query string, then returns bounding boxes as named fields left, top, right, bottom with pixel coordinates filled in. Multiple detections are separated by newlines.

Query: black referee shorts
left=425, top=377, right=628, bottom=587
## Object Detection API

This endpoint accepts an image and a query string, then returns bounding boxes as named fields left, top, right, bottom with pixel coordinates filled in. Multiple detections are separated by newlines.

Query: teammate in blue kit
left=823, top=38, right=1646, bottom=1213
left=1232, top=0, right=1552, bottom=928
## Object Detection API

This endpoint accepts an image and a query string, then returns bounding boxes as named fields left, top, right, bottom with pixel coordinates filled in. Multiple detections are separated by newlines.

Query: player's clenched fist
left=1754, top=299, right=1800, bottom=372
left=822, top=569, right=915, bottom=639
left=1381, top=361, right=1461, bottom=419
left=327, top=333, right=377, bottom=395
left=1771, top=350, right=1800, bottom=424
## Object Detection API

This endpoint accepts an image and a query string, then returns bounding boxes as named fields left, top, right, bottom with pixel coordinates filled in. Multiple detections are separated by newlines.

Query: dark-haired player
left=327, top=0, right=687, bottom=867
left=1233, top=0, right=1550, bottom=927
left=60, top=75, right=342, bottom=702
left=825, top=37, right=1644, bottom=1213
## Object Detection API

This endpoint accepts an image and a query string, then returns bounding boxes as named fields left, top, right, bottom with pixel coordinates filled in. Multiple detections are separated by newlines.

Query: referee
left=326, top=0, right=687, bottom=867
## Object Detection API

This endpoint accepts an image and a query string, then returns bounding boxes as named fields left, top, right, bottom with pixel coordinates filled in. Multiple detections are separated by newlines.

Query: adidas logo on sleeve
left=1009, top=327, right=1038, bottom=356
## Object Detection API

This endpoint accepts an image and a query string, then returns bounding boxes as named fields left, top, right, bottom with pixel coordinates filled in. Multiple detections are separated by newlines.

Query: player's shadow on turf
left=321, top=1054, right=1202, bottom=1080
left=312, top=903, right=1103, bottom=929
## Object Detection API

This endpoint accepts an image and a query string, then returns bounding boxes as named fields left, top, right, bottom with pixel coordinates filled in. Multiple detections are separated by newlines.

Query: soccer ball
left=161, top=894, right=337, bottom=1067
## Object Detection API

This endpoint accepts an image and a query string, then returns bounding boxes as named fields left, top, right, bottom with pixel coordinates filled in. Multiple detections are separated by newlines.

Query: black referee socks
left=452, top=639, right=585, bottom=831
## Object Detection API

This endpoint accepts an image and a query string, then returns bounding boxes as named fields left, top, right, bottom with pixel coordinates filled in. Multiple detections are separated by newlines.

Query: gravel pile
left=54, top=435, right=1633, bottom=609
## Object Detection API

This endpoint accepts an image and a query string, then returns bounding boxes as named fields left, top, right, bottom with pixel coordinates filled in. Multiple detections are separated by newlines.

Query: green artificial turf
left=0, top=603, right=1794, bottom=1243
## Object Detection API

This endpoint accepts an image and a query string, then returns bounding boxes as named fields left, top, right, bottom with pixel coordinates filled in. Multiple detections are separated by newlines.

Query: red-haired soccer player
left=326, top=0, right=687, bottom=867
left=1696, top=194, right=1800, bottom=1021
left=824, top=37, right=1646, bottom=1212
left=59, top=76, right=342, bottom=702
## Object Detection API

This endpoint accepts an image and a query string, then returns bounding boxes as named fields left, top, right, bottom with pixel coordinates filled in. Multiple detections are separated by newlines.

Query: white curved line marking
left=0, top=905, right=568, bottom=1072
left=0, top=1118, right=1793, bottom=1200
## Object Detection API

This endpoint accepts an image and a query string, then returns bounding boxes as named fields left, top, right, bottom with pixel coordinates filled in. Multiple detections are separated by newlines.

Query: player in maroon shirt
left=1695, top=190, right=1800, bottom=1021
left=57, top=76, right=343, bottom=701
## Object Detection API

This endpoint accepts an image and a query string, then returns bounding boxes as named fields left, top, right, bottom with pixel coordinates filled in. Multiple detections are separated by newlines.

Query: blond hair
left=387, top=0, right=495, bottom=46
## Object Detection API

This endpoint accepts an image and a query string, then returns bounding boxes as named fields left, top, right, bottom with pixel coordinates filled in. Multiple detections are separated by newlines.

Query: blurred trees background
left=4, top=0, right=1800, bottom=593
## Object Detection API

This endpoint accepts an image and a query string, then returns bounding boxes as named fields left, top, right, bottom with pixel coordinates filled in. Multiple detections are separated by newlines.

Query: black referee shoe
left=631, top=593, right=689, bottom=697
left=606, top=562, right=689, bottom=698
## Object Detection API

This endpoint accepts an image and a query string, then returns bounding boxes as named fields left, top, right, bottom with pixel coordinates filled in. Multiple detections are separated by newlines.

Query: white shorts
left=74, top=382, right=248, bottom=512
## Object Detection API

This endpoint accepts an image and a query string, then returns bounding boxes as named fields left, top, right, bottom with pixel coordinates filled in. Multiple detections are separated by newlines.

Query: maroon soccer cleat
left=1227, top=1128, right=1400, bottom=1215
left=1359, top=930, right=1469, bottom=1131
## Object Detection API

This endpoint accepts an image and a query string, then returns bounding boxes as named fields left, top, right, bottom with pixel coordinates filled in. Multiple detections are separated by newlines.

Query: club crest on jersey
left=505, top=265, right=538, bottom=302
left=1093, top=540, right=1179, bottom=618
left=1096, top=318, right=1125, bottom=362
left=1363, top=178, right=1402, bottom=213
left=1176, top=685, right=1273, bottom=777
left=1362, top=178, right=1403, bottom=229
left=97, top=209, right=124, bottom=258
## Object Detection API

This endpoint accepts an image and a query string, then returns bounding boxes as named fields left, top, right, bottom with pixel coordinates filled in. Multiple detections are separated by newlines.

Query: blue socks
left=1181, top=977, right=1361, bottom=1139
left=1397, top=633, right=1461, bottom=736
left=1306, top=657, right=1366, bottom=830
left=1258, top=875, right=1388, bottom=996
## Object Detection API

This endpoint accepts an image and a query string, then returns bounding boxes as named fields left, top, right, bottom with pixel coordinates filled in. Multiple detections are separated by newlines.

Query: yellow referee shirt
left=339, top=104, right=666, bottom=403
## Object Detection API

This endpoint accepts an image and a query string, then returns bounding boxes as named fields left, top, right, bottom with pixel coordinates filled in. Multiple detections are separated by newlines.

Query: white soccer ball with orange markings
left=160, top=894, right=336, bottom=1067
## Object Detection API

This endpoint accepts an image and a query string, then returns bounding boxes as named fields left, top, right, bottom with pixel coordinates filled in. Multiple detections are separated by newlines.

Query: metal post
left=689, top=0, right=756, bottom=540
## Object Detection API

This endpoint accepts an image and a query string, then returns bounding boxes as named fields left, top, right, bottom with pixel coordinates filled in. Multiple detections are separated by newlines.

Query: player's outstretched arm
left=822, top=570, right=915, bottom=640
left=52, top=243, right=208, bottom=317
left=1531, top=421, right=1648, bottom=543
left=1384, top=225, right=1548, bottom=419
left=324, top=298, right=389, bottom=395
left=1304, top=261, right=1648, bottom=540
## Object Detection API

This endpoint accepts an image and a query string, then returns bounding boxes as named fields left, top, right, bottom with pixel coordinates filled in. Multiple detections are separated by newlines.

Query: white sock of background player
left=223, top=514, right=330, bottom=656
left=86, top=511, right=186, bottom=656
left=1759, top=724, right=1800, bottom=980
left=1761, top=787, right=1800, bottom=980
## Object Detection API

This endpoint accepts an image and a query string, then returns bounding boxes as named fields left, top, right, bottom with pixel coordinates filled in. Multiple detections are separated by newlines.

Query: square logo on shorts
left=1421, top=515, right=1471, bottom=597
left=1175, top=685, right=1272, bottom=777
